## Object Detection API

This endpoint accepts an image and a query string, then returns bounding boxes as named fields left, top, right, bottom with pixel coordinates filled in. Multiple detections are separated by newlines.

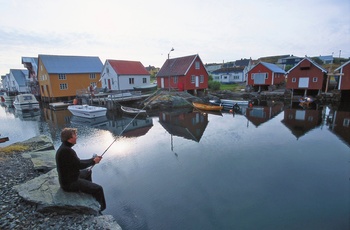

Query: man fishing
left=56, top=128, right=106, bottom=212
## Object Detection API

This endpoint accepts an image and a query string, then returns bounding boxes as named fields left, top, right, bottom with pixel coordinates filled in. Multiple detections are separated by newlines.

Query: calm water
left=1, top=101, right=349, bottom=230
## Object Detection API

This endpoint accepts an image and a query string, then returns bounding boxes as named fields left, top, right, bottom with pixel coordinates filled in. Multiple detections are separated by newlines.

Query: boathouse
left=286, top=57, right=327, bottom=96
left=156, top=54, right=209, bottom=95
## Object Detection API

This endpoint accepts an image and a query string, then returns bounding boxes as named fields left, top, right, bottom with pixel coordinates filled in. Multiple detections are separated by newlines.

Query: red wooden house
left=156, top=54, right=209, bottom=95
left=247, top=62, right=286, bottom=92
left=286, top=57, right=328, bottom=96
left=334, top=60, right=350, bottom=91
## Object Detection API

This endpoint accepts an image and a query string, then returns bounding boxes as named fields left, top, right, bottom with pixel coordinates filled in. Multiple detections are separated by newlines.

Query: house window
left=106, top=67, right=109, bottom=74
left=129, top=78, right=134, bottom=84
left=59, top=83, right=68, bottom=90
left=292, top=78, right=296, bottom=82
left=58, top=74, right=66, bottom=80
left=200, top=75, right=204, bottom=83
left=191, top=75, right=195, bottom=83
left=313, top=77, right=317, bottom=82
left=343, top=119, right=350, bottom=127
left=195, top=61, right=200, bottom=70
left=90, top=74, right=96, bottom=79
left=143, top=78, right=147, bottom=83
left=174, top=76, right=178, bottom=83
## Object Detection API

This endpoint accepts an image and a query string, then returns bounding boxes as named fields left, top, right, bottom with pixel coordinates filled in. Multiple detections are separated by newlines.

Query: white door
left=161, top=78, right=164, bottom=88
left=195, top=76, right=199, bottom=87
left=298, top=77, right=309, bottom=88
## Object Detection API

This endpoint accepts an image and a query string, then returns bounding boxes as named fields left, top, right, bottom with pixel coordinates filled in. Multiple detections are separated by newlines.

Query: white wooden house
left=7, top=69, right=29, bottom=93
left=101, top=60, right=150, bottom=91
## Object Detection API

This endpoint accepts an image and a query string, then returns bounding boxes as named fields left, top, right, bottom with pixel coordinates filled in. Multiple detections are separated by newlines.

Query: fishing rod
left=89, top=89, right=161, bottom=170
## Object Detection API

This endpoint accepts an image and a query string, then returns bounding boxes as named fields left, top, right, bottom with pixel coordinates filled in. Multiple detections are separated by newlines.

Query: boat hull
left=193, top=102, right=223, bottom=111
left=68, top=105, right=107, bottom=118
left=13, top=94, right=40, bottom=111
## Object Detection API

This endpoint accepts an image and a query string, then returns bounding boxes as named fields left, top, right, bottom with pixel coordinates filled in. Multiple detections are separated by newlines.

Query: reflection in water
left=326, top=103, right=350, bottom=147
left=158, top=109, right=208, bottom=143
left=43, top=108, right=153, bottom=139
left=245, top=100, right=284, bottom=127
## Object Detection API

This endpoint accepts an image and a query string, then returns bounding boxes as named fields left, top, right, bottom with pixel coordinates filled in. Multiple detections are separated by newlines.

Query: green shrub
left=208, top=81, right=220, bottom=90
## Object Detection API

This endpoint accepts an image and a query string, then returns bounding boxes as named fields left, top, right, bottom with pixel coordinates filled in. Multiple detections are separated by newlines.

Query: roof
left=157, top=54, right=202, bottom=77
left=259, top=62, right=286, bottom=74
left=235, top=59, right=251, bottom=67
left=39, top=55, right=103, bottom=74
left=335, top=60, right=350, bottom=72
left=287, top=57, right=328, bottom=74
left=107, top=60, right=149, bottom=75
left=212, top=67, right=245, bottom=74
left=10, top=69, right=28, bottom=86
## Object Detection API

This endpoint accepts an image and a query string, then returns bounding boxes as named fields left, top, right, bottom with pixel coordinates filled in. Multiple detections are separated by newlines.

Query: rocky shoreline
left=0, top=140, right=121, bottom=230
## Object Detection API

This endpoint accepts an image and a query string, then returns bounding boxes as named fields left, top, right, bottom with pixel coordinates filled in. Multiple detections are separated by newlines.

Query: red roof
left=157, top=54, right=198, bottom=77
left=107, top=60, right=149, bottom=75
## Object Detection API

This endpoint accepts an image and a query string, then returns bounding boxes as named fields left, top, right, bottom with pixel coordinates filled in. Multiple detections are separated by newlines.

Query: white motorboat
left=67, top=105, right=107, bottom=118
left=13, top=94, right=40, bottom=111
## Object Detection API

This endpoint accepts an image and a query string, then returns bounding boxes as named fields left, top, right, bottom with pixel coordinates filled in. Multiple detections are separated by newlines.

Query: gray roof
left=260, top=62, right=286, bottom=74
left=39, top=55, right=103, bottom=74
left=10, top=69, right=28, bottom=86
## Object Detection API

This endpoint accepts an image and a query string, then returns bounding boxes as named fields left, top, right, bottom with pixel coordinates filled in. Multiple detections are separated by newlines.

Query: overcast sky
left=0, top=0, right=349, bottom=75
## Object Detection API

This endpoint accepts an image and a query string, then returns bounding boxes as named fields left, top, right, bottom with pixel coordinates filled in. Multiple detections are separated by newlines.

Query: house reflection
left=326, top=105, right=350, bottom=147
left=158, top=109, right=208, bottom=142
left=245, top=100, right=284, bottom=127
left=281, top=104, right=323, bottom=139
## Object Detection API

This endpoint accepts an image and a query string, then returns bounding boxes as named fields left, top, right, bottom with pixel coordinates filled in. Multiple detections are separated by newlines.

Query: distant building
left=37, top=54, right=103, bottom=102
left=211, top=67, right=245, bottom=83
left=22, top=57, right=39, bottom=97
left=334, top=60, right=350, bottom=91
left=157, top=54, right=209, bottom=95
left=8, top=69, right=29, bottom=93
left=101, top=60, right=150, bottom=91
left=318, top=55, right=334, bottom=64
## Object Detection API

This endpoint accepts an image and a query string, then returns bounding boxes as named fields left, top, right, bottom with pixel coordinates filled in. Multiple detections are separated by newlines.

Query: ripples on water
left=1, top=101, right=349, bottom=230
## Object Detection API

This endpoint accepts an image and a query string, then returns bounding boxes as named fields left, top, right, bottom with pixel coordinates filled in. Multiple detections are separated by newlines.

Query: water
left=1, top=101, right=349, bottom=230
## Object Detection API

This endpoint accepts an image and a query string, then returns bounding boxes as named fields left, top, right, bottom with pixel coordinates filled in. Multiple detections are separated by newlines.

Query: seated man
left=56, top=128, right=106, bottom=212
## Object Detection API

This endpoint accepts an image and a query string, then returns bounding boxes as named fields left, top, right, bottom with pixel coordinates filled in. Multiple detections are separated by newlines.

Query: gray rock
left=93, top=215, right=122, bottom=230
left=22, top=150, right=56, bottom=173
left=13, top=169, right=100, bottom=215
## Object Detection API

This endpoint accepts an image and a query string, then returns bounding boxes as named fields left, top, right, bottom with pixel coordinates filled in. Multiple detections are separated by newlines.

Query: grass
left=0, top=144, right=30, bottom=161
left=219, top=83, right=246, bottom=91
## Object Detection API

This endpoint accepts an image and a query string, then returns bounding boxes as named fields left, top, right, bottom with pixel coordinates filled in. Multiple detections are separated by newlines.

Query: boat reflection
left=14, top=109, right=41, bottom=121
left=158, top=109, right=208, bottom=142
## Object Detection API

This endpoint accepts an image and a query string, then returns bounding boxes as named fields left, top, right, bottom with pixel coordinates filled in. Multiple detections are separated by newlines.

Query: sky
left=0, top=0, right=349, bottom=75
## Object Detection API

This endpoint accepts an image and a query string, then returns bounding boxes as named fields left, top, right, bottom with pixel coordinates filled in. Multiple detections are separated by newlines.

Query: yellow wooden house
left=37, top=54, right=103, bottom=102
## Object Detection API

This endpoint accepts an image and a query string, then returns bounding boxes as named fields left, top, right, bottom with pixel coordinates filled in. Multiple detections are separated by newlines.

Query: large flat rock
left=22, top=150, right=56, bottom=173
left=14, top=169, right=100, bottom=215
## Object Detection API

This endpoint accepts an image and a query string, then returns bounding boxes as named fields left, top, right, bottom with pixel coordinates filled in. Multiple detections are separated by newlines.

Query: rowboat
left=121, top=106, right=147, bottom=116
left=192, top=102, right=223, bottom=111
left=13, top=94, right=40, bottom=111
left=209, top=99, right=249, bottom=110
left=133, top=84, right=157, bottom=92
left=67, top=105, right=107, bottom=118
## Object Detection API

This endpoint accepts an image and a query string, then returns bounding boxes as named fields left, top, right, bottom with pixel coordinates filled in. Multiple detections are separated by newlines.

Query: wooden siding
left=38, top=58, right=101, bottom=99
left=286, top=59, right=326, bottom=90
left=247, top=63, right=285, bottom=86
left=339, top=62, right=350, bottom=90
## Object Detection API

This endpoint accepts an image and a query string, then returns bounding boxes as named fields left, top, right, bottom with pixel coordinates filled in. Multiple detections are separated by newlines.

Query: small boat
left=0, top=136, right=9, bottom=143
left=67, top=105, right=107, bottom=118
left=133, top=84, right=157, bottom=92
left=121, top=106, right=147, bottom=116
left=13, top=94, right=40, bottom=111
left=299, top=96, right=314, bottom=108
left=209, top=99, right=249, bottom=110
left=192, top=102, right=223, bottom=111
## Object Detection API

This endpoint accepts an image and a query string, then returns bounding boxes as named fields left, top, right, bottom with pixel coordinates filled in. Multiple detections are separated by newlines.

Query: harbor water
left=0, top=101, right=349, bottom=230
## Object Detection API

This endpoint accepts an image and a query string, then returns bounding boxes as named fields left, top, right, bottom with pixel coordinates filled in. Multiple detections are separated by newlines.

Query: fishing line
left=90, top=89, right=162, bottom=170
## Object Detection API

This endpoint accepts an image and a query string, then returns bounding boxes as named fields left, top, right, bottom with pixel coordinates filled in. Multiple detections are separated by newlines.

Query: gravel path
left=0, top=153, right=105, bottom=230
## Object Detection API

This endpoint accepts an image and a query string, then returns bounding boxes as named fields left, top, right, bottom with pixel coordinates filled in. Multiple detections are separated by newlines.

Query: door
left=161, top=78, right=165, bottom=88
left=195, top=76, right=199, bottom=87
left=108, top=79, right=111, bottom=90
